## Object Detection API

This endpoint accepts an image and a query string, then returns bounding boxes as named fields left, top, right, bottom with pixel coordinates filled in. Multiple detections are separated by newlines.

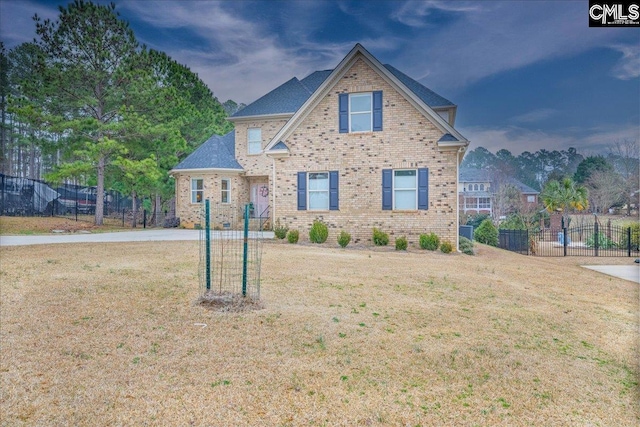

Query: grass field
left=0, top=216, right=129, bottom=235
left=0, top=239, right=638, bottom=426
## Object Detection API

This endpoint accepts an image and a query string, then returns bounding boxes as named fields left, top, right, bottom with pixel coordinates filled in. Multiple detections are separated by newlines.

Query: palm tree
left=541, top=177, right=589, bottom=227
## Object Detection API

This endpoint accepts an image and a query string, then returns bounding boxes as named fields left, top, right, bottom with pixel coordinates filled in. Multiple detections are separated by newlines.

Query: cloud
left=391, top=0, right=479, bottom=28
left=119, top=1, right=395, bottom=103
left=461, top=124, right=640, bottom=156
left=610, top=44, right=640, bottom=80
left=511, top=109, right=558, bottom=124
left=392, top=1, right=634, bottom=90
left=0, top=0, right=59, bottom=48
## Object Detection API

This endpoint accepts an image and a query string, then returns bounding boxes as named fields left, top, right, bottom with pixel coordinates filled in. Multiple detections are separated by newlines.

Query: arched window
left=480, top=184, right=484, bottom=191
left=473, top=184, right=478, bottom=191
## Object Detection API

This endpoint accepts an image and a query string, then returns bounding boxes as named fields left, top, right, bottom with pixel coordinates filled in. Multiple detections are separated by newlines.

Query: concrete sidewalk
left=0, top=229, right=274, bottom=247
left=583, top=265, right=639, bottom=283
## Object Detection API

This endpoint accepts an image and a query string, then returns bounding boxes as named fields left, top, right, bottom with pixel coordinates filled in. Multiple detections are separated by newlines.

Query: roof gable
left=264, top=43, right=469, bottom=151
left=171, top=131, right=243, bottom=172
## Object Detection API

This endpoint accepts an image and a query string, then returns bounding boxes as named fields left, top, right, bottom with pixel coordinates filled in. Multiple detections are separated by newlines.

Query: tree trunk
left=131, top=190, right=137, bottom=228
left=95, top=155, right=105, bottom=225
left=154, top=193, right=161, bottom=227
left=1, top=94, right=6, bottom=174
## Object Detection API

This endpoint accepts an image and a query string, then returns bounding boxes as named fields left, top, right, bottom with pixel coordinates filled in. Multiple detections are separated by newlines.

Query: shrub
left=337, top=231, right=351, bottom=248
left=287, top=229, right=299, bottom=244
left=466, top=213, right=490, bottom=230
left=309, top=220, right=329, bottom=244
left=459, top=236, right=474, bottom=255
left=372, top=228, right=389, bottom=246
left=395, top=236, right=408, bottom=251
left=586, top=233, right=616, bottom=249
left=499, top=214, right=526, bottom=230
left=619, top=223, right=640, bottom=251
left=419, top=233, right=440, bottom=250
left=474, top=219, right=499, bottom=247
left=440, top=241, right=453, bottom=253
left=274, top=220, right=288, bottom=239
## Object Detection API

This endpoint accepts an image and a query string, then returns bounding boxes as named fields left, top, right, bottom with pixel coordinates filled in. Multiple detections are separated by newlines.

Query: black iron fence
left=499, top=222, right=640, bottom=257
left=0, top=173, right=179, bottom=228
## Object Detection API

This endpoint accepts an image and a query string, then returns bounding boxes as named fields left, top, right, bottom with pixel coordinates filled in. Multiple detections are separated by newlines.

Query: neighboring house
left=170, top=44, right=469, bottom=246
left=458, top=167, right=539, bottom=217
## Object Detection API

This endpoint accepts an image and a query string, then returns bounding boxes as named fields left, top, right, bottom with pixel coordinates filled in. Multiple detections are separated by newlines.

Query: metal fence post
left=628, top=227, right=632, bottom=257
left=143, top=209, right=147, bottom=229
left=122, top=208, right=125, bottom=227
left=594, top=221, right=599, bottom=257
left=242, top=203, right=249, bottom=297
left=205, top=200, right=211, bottom=291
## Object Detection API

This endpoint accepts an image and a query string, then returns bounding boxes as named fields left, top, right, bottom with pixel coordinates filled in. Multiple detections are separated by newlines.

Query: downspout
left=456, top=146, right=465, bottom=252
left=271, top=157, right=276, bottom=224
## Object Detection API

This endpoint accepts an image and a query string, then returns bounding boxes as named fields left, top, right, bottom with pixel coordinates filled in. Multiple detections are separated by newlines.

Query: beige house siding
left=272, top=58, right=458, bottom=245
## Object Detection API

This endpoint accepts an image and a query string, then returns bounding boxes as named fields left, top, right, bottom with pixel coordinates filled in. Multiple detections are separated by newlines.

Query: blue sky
left=1, top=0, right=639, bottom=155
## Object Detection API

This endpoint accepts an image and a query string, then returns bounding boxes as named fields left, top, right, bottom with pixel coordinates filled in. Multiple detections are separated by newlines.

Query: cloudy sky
left=1, top=0, right=639, bottom=154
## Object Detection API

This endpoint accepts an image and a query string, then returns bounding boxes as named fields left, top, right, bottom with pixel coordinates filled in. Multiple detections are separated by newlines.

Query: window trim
left=247, top=127, right=262, bottom=155
left=190, top=178, right=204, bottom=204
left=307, top=172, right=330, bottom=211
left=349, top=92, right=373, bottom=133
left=393, top=169, right=418, bottom=210
left=221, top=178, right=231, bottom=204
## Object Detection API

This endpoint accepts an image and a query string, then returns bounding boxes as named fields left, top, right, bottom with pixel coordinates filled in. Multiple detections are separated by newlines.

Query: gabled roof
left=383, top=64, right=455, bottom=108
left=231, top=71, right=332, bottom=119
left=171, top=131, right=242, bottom=172
left=232, top=64, right=456, bottom=120
left=264, top=43, right=469, bottom=151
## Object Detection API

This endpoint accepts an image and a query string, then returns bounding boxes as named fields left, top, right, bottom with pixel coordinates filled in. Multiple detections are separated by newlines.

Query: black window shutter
left=382, top=169, right=392, bottom=210
left=329, top=171, right=339, bottom=211
left=339, top=94, right=349, bottom=133
left=297, top=172, right=307, bottom=210
left=373, top=91, right=383, bottom=131
left=418, top=168, right=429, bottom=210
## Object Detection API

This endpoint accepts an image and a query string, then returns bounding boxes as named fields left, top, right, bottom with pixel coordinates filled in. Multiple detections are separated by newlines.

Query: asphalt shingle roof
left=172, top=131, right=242, bottom=171
left=231, top=71, right=333, bottom=118
left=232, top=64, right=454, bottom=119
left=459, top=168, right=491, bottom=182
left=383, top=64, right=455, bottom=108
left=438, top=133, right=459, bottom=143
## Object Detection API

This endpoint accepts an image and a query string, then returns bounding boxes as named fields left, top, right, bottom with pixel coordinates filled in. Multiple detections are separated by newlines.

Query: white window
left=527, top=195, right=535, bottom=203
left=221, top=178, right=230, bottom=204
left=479, top=197, right=491, bottom=209
left=394, top=170, right=417, bottom=210
left=349, top=93, right=372, bottom=132
left=191, top=178, right=203, bottom=204
left=308, top=172, right=329, bottom=210
left=248, top=128, right=261, bottom=154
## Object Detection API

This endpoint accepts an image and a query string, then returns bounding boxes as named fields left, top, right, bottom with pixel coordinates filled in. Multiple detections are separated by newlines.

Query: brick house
left=170, top=44, right=469, bottom=247
left=458, top=167, right=539, bottom=217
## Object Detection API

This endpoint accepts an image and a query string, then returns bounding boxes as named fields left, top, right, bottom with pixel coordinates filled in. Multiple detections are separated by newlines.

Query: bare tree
left=608, top=139, right=639, bottom=215
left=586, top=169, right=624, bottom=214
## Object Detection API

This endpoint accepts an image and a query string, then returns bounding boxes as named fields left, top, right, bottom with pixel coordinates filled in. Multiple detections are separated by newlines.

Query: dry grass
left=0, top=216, right=127, bottom=235
left=0, top=241, right=638, bottom=426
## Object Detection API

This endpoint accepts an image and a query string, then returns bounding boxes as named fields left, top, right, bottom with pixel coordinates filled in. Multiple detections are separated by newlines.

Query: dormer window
left=248, top=128, right=261, bottom=154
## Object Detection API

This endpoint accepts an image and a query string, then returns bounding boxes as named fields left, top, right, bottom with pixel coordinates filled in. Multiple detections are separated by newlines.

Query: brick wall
left=272, top=58, right=460, bottom=246
left=174, top=172, right=248, bottom=228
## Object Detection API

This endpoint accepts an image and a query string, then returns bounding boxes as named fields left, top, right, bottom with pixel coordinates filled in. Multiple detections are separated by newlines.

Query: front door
left=251, top=182, right=269, bottom=218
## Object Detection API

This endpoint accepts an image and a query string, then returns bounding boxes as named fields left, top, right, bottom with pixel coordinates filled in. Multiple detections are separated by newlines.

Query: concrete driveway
left=583, top=265, right=640, bottom=283
left=0, top=229, right=273, bottom=247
